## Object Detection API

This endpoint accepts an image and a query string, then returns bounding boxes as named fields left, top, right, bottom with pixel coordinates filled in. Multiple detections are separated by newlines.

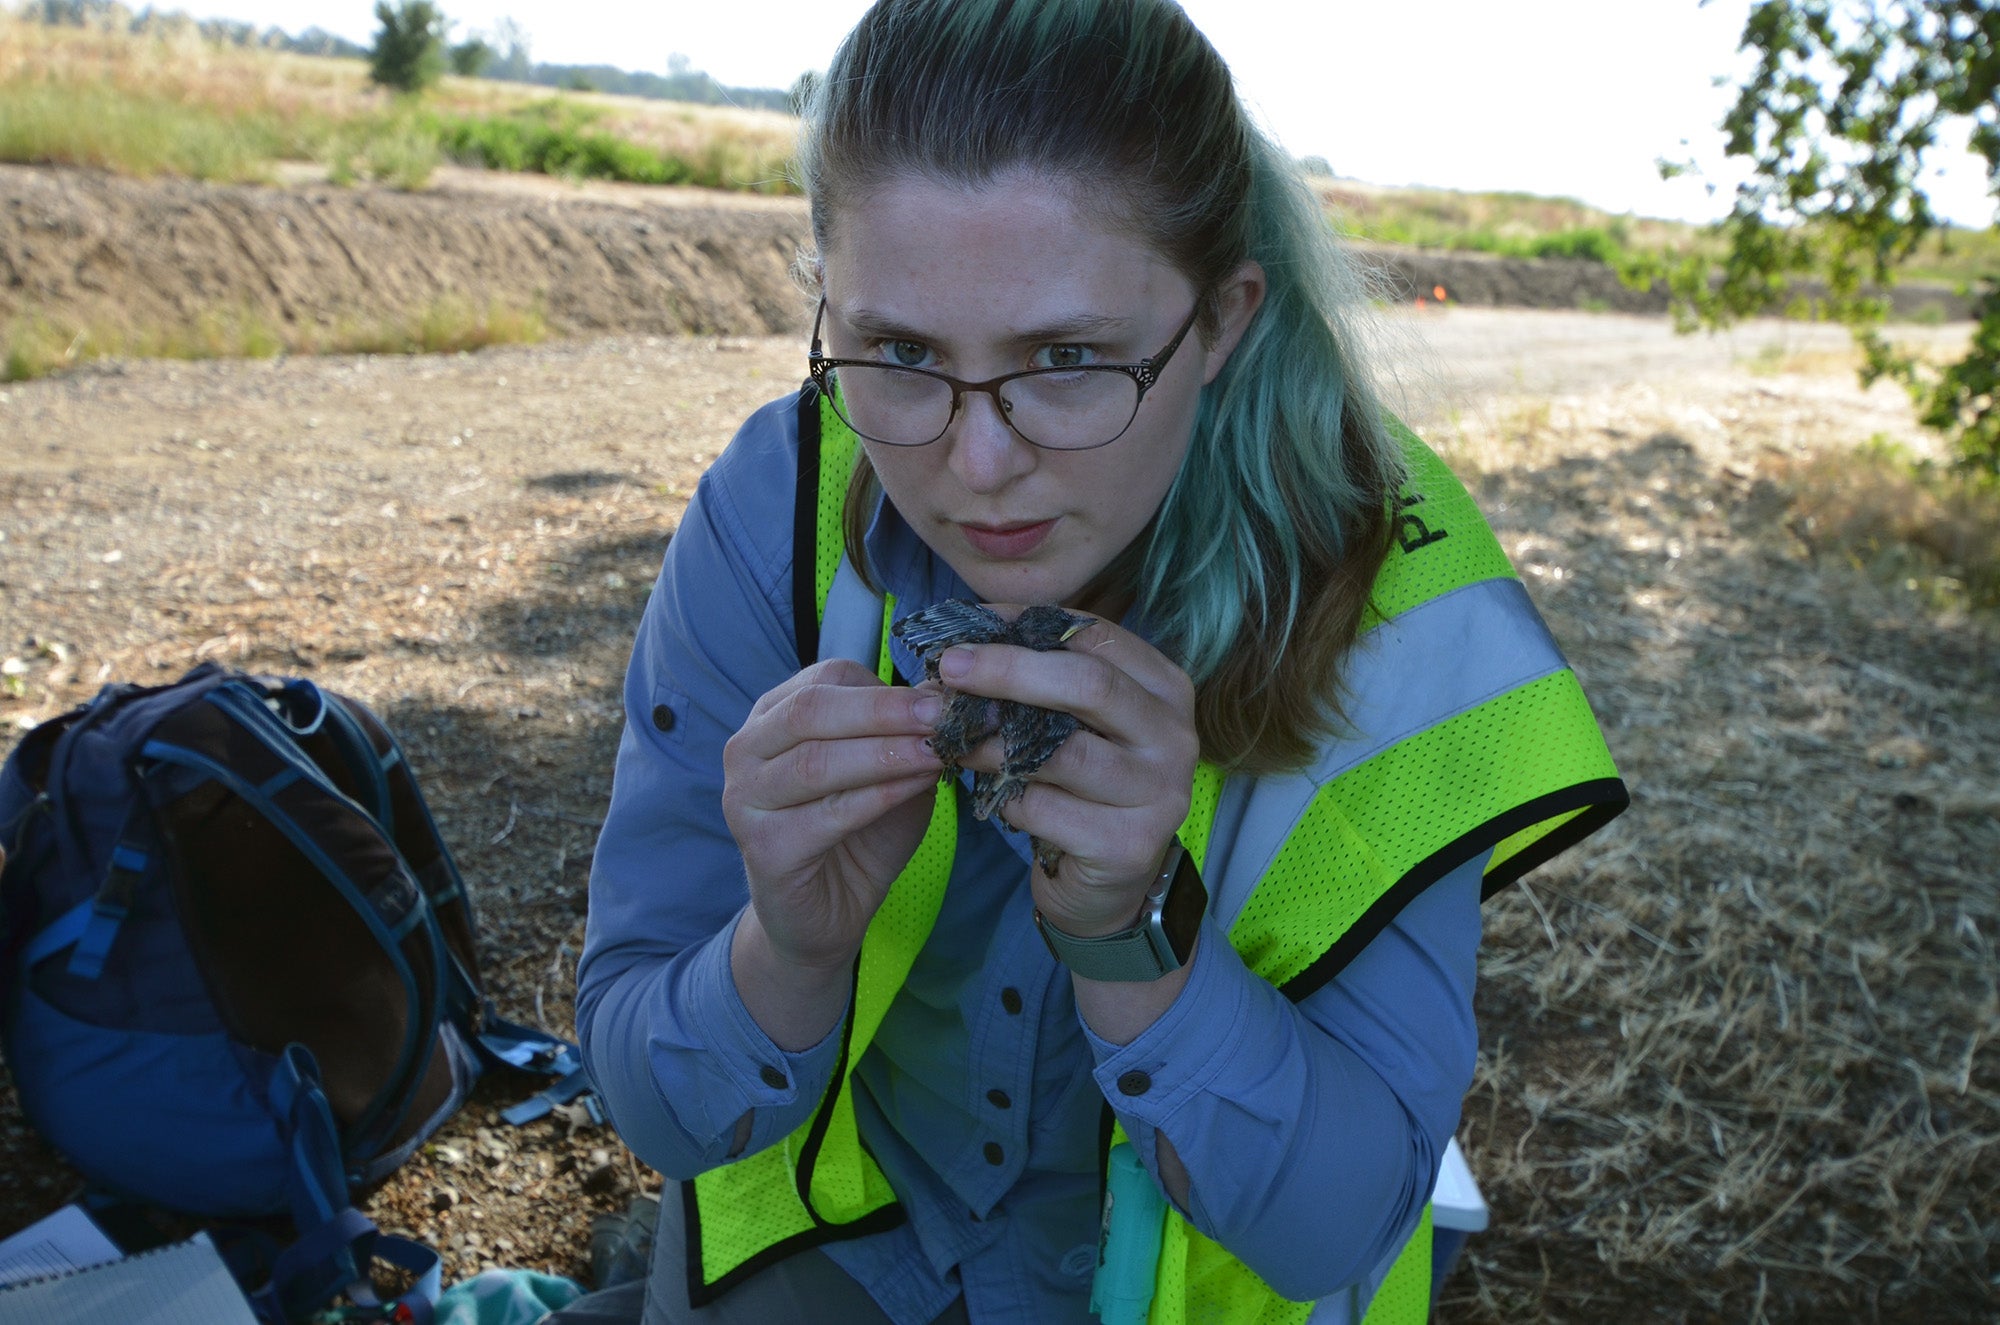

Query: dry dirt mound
left=0, top=165, right=1971, bottom=347
left=1, top=163, right=817, bottom=340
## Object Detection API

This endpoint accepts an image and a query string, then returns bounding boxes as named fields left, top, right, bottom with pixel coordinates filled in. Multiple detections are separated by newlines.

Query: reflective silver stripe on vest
left=820, top=556, right=886, bottom=667
left=812, top=569, right=1566, bottom=932
left=1203, top=576, right=1566, bottom=930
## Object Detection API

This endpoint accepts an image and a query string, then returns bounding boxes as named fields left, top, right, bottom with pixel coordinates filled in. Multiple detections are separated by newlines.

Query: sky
left=168, top=0, right=1995, bottom=228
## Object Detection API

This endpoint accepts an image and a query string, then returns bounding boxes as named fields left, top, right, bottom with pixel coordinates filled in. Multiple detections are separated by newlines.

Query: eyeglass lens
left=829, top=364, right=1141, bottom=449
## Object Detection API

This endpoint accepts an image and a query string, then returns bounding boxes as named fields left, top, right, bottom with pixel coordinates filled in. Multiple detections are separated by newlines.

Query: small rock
left=431, top=1187, right=459, bottom=1212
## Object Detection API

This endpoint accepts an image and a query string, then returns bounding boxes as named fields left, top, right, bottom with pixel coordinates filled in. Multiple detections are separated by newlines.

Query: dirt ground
left=1, top=175, right=1995, bottom=1320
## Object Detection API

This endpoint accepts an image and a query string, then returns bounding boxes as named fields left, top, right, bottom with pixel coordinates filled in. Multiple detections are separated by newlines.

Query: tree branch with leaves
left=1670, top=0, right=1998, bottom=472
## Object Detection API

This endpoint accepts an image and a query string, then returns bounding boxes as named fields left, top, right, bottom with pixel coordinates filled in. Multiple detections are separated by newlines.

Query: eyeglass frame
left=805, top=296, right=1204, bottom=451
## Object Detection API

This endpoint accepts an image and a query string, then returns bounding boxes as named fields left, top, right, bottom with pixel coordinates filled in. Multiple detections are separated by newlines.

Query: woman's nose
left=944, top=389, right=1036, bottom=493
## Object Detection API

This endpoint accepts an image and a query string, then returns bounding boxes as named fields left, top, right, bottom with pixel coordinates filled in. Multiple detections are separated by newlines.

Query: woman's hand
left=722, top=660, right=943, bottom=1044
left=936, top=613, right=1199, bottom=939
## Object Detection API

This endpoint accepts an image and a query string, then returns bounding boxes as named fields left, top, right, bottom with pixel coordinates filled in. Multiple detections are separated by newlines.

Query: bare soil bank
left=1, top=164, right=815, bottom=340
left=4, top=164, right=1968, bottom=348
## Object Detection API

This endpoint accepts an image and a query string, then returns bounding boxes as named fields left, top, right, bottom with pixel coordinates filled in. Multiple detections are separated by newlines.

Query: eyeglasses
left=806, top=297, right=1202, bottom=450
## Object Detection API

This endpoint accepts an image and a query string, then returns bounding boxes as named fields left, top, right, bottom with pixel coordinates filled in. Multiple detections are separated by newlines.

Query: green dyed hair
left=799, top=0, right=1405, bottom=771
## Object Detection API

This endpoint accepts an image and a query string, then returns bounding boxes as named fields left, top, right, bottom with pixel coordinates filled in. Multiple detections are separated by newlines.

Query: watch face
left=1159, top=850, right=1208, bottom=963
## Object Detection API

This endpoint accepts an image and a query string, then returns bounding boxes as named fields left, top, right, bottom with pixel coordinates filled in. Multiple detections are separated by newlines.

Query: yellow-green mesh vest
left=686, top=387, right=1628, bottom=1320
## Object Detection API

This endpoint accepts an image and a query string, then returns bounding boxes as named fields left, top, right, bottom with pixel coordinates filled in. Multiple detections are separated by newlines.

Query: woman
left=563, top=2, right=1626, bottom=1322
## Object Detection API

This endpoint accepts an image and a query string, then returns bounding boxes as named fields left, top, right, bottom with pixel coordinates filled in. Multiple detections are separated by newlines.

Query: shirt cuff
left=646, top=911, right=848, bottom=1145
left=1079, top=912, right=1252, bottom=1136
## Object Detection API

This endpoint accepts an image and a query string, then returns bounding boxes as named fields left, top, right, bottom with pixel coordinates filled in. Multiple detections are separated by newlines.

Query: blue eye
left=1034, top=344, right=1095, bottom=370
left=885, top=340, right=933, bottom=368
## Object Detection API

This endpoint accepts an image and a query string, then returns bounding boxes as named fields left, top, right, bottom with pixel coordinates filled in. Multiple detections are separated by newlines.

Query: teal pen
left=1089, top=1141, right=1168, bottom=1325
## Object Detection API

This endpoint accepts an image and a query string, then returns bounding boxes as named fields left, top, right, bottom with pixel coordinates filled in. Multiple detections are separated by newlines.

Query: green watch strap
left=1034, top=841, right=1205, bottom=981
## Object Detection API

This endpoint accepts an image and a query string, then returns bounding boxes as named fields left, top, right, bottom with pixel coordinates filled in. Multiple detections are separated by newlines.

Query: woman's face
left=818, top=170, right=1262, bottom=612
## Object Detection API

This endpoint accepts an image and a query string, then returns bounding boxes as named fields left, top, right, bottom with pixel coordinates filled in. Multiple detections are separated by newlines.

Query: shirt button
left=986, top=1088, right=1011, bottom=1110
left=758, top=1065, right=788, bottom=1090
left=651, top=704, right=675, bottom=733
left=1117, top=1071, right=1152, bottom=1097
left=983, top=1142, right=1004, bottom=1166
left=1000, top=987, right=1023, bottom=1015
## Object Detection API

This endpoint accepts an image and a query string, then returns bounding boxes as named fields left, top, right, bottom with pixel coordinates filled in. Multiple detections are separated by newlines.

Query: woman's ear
left=1201, top=260, right=1267, bottom=384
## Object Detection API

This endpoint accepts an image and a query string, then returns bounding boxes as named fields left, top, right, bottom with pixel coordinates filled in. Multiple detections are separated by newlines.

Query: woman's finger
left=732, top=667, right=941, bottom=762
left=743, top=731, right=943, bottom=812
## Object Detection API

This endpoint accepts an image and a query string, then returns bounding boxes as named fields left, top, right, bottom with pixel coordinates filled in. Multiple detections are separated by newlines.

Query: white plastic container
left=1429, top=1136, right=1489, bottom=1303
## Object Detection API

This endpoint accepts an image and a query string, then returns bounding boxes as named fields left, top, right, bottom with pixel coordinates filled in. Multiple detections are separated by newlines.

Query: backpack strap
left=479, top=1009, right=593, bottom=1126
left=251, top=1045, right=443, bottom=1325
left=17, top=807, right=158, bottom=981
left=302, top=680, right=398, bottom=838
left=63, top=811, right=155, bottom=980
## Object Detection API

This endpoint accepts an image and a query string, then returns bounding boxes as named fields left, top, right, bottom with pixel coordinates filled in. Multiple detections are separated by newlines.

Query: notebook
left=0, top=1230, right=257, bottom=1325
left=0, top=1206, right=122, bottom=1288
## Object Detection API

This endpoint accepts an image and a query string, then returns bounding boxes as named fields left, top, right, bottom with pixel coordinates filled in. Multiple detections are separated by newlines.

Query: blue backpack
left=0, top=664, right=590, bottom=1322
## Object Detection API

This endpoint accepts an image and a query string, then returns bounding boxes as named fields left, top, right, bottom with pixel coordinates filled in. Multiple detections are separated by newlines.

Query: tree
left=449, top=36, right=494, bottom=77
left=1672, top=0, right=1999, bottom=473
left=490, top=15, right=532, bottom=80
left=369, top=0, right=447, bottom=95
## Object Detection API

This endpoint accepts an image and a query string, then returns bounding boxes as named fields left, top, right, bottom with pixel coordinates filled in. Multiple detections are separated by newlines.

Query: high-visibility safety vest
left=684, top=387, right=1628, bottom=1322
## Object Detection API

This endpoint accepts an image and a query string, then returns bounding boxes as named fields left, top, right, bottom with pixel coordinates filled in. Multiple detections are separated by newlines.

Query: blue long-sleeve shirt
left=579, top=394, right=1483, bottom=1324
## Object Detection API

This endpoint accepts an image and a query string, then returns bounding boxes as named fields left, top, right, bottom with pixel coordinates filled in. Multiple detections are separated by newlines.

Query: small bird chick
left=892, top=600, right=1093, bottom=875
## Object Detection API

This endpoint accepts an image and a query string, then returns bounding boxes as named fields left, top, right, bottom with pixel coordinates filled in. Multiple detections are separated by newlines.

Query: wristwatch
left=1034, top=840, right=1207, bottom=981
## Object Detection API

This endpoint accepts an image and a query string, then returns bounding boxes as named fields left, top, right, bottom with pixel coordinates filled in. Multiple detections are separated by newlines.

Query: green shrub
left=369, top=0, right=446, bottom=94
left=1531, top=227, right=1621, bottom=264
left=433, top=104, right=695, bottom=185
left=364, top=118, right=441, bottom=189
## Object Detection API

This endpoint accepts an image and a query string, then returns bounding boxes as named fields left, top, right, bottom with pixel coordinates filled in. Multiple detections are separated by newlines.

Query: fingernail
left=912, top=695, right=942, bottom=724
left=940, top=647, right=971, bottom=680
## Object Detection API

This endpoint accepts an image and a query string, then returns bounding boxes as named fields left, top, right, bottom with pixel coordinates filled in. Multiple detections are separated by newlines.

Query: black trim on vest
left=789, top=956, right=862, bottom=1218
left=792, top=382, right=824, bottom=672
left=682, top=1179, right=906, bottom=1309
left=1479, top=777, right=1630, bottom=901
left=683, top=952, right=913, bottom=1308
left=1279, top=777, right=1629, bottom=1004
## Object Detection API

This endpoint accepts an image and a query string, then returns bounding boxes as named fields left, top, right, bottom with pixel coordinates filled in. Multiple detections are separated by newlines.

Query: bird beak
left=1059, top=619, right=1092, bottom=643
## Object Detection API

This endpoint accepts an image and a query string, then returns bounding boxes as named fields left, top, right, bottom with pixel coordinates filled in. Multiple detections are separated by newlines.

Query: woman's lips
left=958, top=519, right=1056, bottom=559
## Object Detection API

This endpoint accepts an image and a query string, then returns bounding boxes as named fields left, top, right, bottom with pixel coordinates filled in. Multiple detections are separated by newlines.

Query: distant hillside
left=15, top=0, right=795, bottom=110
left=6, top=1, right=1991, bottom=293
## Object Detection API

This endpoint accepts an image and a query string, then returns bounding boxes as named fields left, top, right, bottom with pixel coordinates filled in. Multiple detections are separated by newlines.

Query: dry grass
left=1727, top=344, right=2000, bottom=613
left=1782, top=446, right=2000, bottom=613
left=1434, top=370, right=2000, bottom=1320
left=0, top=11, right=797, bottom=190
left=2, top=297, right=547, bottom=383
